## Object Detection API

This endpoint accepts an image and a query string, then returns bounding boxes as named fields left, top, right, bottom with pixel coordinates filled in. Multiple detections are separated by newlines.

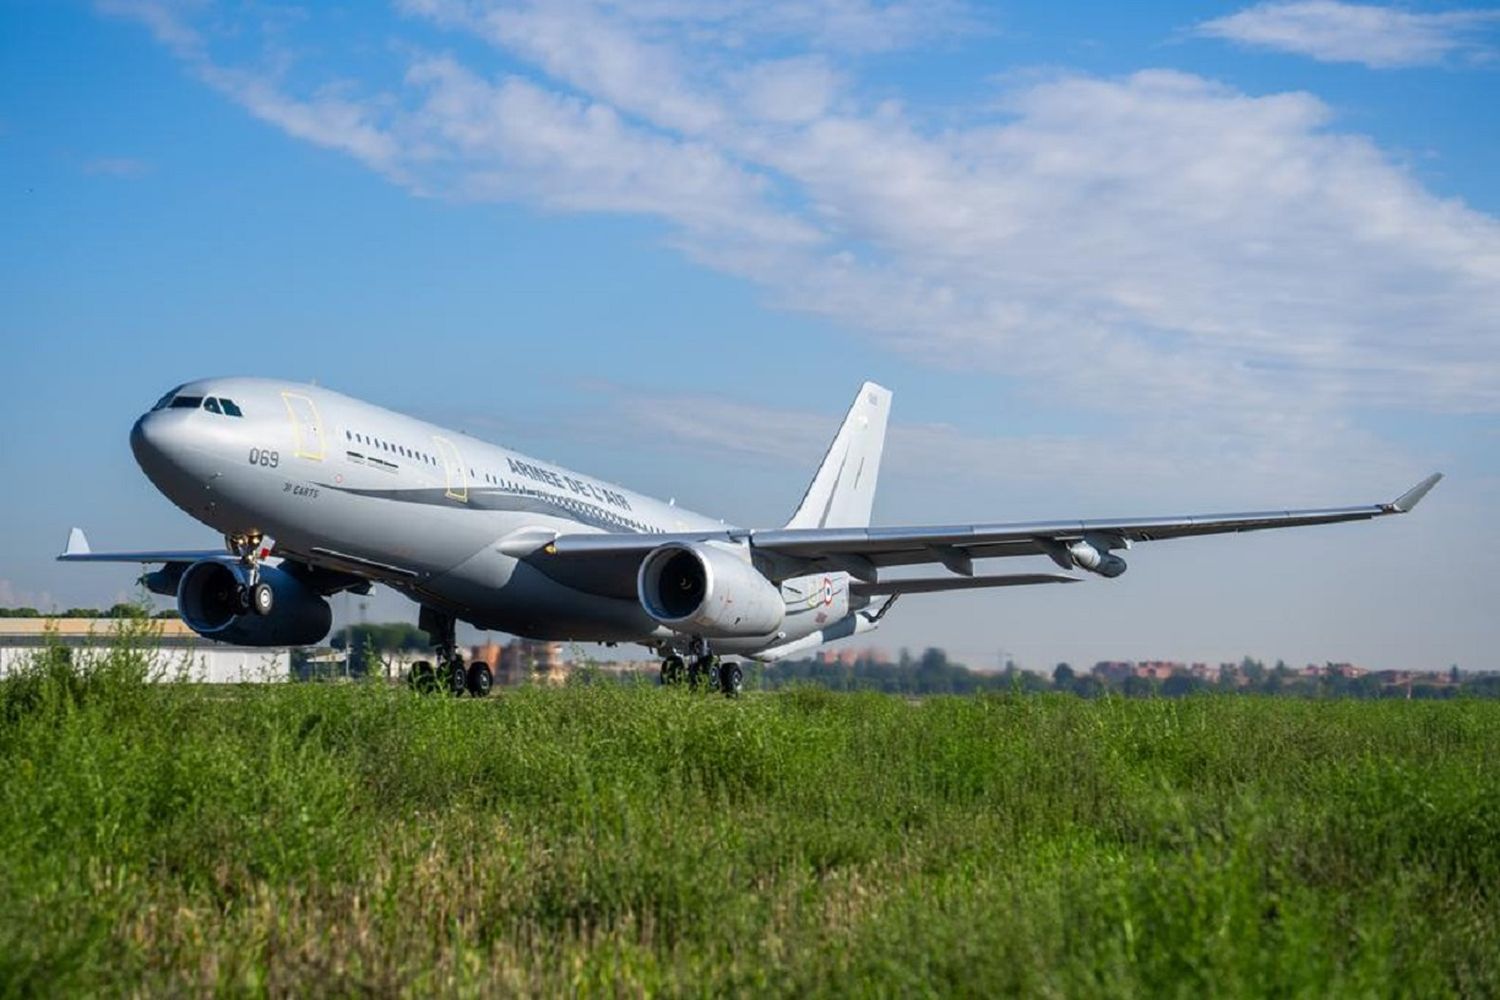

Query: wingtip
left=60, top=527, right=91, bottom=559
left=1390, top=473, right=1443, bottom=513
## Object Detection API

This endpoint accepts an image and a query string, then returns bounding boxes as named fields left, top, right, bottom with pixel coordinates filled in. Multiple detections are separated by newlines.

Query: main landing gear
left=411, top=606, right=492, bottom=697
left=226, top=532, right=275, bottom=617
left=659, top=643, right=744, bottom=699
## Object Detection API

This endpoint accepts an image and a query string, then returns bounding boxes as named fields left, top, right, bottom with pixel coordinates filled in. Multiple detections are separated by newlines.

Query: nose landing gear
left=227, top=533, right=276, bottom=617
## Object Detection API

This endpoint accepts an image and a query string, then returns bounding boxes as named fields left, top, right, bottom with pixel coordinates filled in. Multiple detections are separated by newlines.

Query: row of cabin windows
left=345, top=429, right=438, bottom=466
left=340, top=431, right=654, bottom=534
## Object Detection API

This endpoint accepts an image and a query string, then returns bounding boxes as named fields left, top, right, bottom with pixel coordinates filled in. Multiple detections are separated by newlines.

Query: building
left=469, top=638, right=567, bottom=685
left=1133, top=661, right=1184, bottom=681
left=0, top=618, right=290, bottom=683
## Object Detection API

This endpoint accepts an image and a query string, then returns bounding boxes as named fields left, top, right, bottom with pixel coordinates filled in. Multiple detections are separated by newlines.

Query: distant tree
left=1122, top=675, right=1156, bottom=698
left=1052, top=663, right=1076, bottom=688
left=1161, top=674, right=1205, bottom=698
left=1072, top=675, right=1105, bottom=699
left=1241, top=657, right=1267, bottom=685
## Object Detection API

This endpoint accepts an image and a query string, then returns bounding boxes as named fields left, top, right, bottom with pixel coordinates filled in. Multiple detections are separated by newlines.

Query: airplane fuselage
left=129, top=377, right=848, bottom=653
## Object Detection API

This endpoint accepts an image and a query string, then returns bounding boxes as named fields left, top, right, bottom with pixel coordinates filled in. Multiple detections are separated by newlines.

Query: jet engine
left=176, top=560, right=332, bottom=646
left=638, top=541, right=785, bottom=637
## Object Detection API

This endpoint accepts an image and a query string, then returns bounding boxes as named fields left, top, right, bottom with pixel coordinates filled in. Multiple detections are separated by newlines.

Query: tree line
left=747, top=650, right=1499, bottom=699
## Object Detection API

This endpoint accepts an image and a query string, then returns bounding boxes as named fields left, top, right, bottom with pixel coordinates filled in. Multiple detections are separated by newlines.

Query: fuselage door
left=280, top=392, right=326, bottom=461
left=432, top=435, right=467, bottom=502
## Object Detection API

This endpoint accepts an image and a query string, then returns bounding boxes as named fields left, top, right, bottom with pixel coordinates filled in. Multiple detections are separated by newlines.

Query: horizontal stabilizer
left=852, top=573, right=1078, bottom=597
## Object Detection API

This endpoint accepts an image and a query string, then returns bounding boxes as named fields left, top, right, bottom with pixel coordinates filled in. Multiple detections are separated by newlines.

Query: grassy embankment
left=2, top=631, right=1498, bottom=995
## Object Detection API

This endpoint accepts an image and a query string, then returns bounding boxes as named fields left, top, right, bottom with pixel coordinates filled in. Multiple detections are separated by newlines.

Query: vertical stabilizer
left=785, top=382, right=891, bottom=529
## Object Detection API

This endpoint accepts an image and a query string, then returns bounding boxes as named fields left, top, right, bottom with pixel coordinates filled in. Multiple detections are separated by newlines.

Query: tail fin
left=785, top=382, right=891, bottom=529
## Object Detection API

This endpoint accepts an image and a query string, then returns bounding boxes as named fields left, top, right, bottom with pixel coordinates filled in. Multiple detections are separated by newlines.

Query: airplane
left=60, top=377, right=1441, bottom=697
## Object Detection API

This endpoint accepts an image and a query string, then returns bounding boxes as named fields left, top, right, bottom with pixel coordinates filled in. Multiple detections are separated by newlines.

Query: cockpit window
left=151, top=385, right=186, bottom=412
left=219, top=398, right=243, bottom=418
left=203, top=398, right=223, bottom=415
left=170, top=395, right=204, bottom=409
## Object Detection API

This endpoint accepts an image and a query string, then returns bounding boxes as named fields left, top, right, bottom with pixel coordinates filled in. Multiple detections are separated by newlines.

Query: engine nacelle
left=177, top=560, right=332, bottom=646
left=1066, top=539, right=1128, bottom=578
left=637, top=541, right=785, bottom=637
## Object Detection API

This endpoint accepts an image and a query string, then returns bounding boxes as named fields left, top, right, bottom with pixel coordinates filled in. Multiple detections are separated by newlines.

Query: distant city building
left=817, top=647, right=891, bottom=667
left=0, top=618, right=289, bottom=682
left=1092, top=661, right=1134, bottom=682
left=1133, top=661, right=1183, bottom=681
left=469, top=638, right=566, bottom=685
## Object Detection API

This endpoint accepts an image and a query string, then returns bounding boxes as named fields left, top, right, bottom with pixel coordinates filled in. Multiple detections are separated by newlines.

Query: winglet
left=63, top=527, right=91, bottom=557
left=1389, top=473, right=1443, bottom=513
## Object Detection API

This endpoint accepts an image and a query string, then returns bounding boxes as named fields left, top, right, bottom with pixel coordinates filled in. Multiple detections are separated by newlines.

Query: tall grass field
left=3, top=635, right=1498, bottom=995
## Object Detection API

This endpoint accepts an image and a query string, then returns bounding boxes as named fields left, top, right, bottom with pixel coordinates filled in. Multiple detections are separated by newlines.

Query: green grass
left=3, top=640, right=1499, bottom=996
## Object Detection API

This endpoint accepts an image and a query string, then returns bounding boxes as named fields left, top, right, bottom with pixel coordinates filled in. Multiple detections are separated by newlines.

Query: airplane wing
left=524, top=474, right=1442, bottom=598
left=55, top=528, right=230, bottom=564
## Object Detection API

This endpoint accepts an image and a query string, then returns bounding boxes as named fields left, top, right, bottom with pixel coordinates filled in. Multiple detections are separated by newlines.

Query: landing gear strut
left=412, top=606, right=490, bottom=697
left=226, top=532, right=276, bottom=617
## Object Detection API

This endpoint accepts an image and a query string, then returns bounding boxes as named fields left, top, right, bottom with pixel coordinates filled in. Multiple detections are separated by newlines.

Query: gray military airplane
left=61, top=377, right=1441, bottom=696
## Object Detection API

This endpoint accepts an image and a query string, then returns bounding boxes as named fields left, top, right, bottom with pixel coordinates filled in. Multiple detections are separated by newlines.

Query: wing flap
left=852, top=573, right=1079, bottom=597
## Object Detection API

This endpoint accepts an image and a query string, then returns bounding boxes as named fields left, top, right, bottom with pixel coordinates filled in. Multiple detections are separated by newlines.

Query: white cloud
left=100, top=0, right=1500, bottom=474
left=82, top=156, right=152, bottom=177
left=1197, top=1, right=1500, bottom=68
left=0, top=580, right=56, bottom=611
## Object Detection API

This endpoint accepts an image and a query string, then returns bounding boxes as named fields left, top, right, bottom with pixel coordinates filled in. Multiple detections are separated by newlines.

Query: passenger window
left=203, top=398, right=223, bottom=415
left=220, top=399, right=243, bottom=417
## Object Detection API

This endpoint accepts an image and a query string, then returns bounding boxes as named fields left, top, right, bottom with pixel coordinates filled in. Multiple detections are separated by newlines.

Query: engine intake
left=638, top=541, right=785, bottom=637
left=177, top=561, right=332, bottom=646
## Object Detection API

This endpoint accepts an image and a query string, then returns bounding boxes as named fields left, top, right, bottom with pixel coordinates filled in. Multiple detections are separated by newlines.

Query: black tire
left=446, top=658, right=469, bottom=697
left=408, top=660, right=435, bottom=693
left=660, top=654, right=686, bottom=686
left=250, top=581, right=274, bottom=616
left=719, top=662, right=743, bottom=698
left=466, top=661, right=493, bottom=698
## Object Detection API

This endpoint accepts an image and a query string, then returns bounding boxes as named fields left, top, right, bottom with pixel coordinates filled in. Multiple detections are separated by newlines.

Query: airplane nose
left=130, top=412, right=176, bottom=478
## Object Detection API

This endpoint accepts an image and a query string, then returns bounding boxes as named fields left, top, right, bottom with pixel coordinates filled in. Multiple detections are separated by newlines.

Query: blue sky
left=2, top=0, right=1497, bottom=671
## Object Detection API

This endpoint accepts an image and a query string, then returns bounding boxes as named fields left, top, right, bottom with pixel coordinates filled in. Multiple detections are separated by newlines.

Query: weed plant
left=1, top=638, right=1497, bottom=995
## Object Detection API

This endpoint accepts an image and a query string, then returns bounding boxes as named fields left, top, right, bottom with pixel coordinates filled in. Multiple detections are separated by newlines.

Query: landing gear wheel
left=408, top=660, right=436, bottom=693
left=235, top=586, right=253, bottom=614
left=466, top=662, right=493, bottom=698
left=446, top=658, right=469, bottom=697
left=689, top=655, right=719, bottom=692
left=660, top=654, right=686, bottom=686
left=718, top=661, right=743, bottom=698
left=249, top=581, right=274, bottom=617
